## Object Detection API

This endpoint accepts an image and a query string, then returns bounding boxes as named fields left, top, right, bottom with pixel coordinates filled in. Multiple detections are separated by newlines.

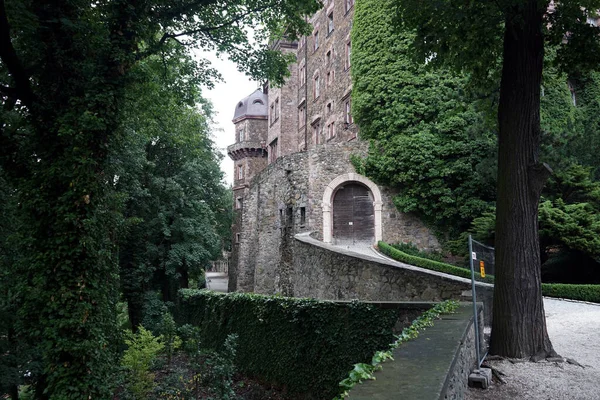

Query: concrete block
left=468, top=367, right=492, bottom=389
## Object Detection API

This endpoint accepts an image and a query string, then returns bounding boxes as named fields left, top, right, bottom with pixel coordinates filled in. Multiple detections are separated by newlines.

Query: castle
left=227, top=0, right=439, bottom=294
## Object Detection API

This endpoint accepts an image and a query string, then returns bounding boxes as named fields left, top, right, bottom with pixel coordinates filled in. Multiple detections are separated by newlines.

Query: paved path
left=205, top=272, right=228, bottom=292
left=466, top=298, right=600, bottom=400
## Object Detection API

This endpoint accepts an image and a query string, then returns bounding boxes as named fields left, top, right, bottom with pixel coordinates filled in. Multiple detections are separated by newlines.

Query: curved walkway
left=466, top=298, right=600, bottom=400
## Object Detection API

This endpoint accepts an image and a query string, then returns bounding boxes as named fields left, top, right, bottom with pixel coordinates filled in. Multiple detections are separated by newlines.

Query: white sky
left=198, top=52, right=260, bottom=185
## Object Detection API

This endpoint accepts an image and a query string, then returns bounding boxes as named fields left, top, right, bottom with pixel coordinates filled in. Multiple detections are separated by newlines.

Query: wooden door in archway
left=332, top=183, right=375, bottom=245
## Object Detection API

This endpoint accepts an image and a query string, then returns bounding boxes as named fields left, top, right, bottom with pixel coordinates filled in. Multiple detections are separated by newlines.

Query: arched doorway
left=332, top=183, right=375, bottom=245
left=322, top=173, right=383, bottom=245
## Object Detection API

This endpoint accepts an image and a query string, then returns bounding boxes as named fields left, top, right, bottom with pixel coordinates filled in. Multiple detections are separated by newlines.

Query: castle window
left=252, top=99, right=264, bottom=105
left=237, top=164, right=244, bottom=180
left=314, top=31, right=319, bottom=51
left=345, top=99, right=353, bottom=124
left=274, top=97, right=280, bottom=121
left=312, top=120, right=321, bottom=144
left=327, top=122, right=335, bottom=140
left=235, top=233, right=241, bottom=244
left=270, top=103, right=274, bottom=123
left=299, top=64, right=306, bottom=86
left=237, top=127, right=245, bottom=142
left=299, top=105, right=306, bottom=128
left=345, top=41, right=352, bottom=70
left=327, top=102, right=332, bottom=114
left=345, top=0, right=354, bottom=14
left=300, top=207, right=306, bottom=226
left=327, top=12, right=334, bottom=35
left=326, top=50, right=332, bottom=65
left=327, top=70, right=334, bottom=86
left=269, top=138, right=278, bottom=164
left=236, top=197, right=243, bottom=209
left=314, top=76, right=320, bottom=100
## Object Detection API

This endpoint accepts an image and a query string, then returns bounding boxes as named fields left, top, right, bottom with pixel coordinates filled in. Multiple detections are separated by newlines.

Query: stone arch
left=322, top=173, right=383, bottom=244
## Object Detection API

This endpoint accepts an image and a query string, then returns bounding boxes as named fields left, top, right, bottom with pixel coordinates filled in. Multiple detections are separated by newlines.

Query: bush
left=176, top=290, right=416, bottom=399
left=380, top=241, right=600, bottom=303
left=378, top=241, right=495, bottom=284
left=541, top=283, right=600, bottom=303
left=121, top=327, right=165, bottom=400
left=390, top=242, right=444, bottom=262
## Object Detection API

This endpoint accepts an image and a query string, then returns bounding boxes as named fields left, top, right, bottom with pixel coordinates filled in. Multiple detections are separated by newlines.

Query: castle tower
left=227, top=89, right=269, bottom=290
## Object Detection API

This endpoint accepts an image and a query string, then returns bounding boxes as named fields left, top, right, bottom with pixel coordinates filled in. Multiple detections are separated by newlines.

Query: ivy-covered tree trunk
left=490, top=1, right=556, bottom=359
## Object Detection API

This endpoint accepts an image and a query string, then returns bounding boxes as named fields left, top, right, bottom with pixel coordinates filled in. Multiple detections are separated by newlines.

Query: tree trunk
left=490, top=1, right=556, bottom=359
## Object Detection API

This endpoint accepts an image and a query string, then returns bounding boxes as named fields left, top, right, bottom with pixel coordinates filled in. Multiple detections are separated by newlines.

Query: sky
left=198, top=52, right=260, bottom=185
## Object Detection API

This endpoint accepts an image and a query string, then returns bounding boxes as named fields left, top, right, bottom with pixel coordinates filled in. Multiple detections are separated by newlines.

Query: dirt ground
left=465, top=298, right=600, bottom=400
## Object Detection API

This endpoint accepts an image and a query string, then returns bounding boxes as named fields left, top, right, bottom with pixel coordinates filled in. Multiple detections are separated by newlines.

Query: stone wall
left=348, top=304, right=483, bottom=400
left=229, top=141, right=441, bottom=294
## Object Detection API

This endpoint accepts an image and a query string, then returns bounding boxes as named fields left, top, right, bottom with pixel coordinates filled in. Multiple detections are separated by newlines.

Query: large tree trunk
left=490, top=1, right=556, bottom=359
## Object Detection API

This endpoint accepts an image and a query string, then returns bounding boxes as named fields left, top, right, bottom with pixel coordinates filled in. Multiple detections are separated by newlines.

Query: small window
left=327, top=70, right=334, bottom=86
left=237, top=102, right=244, bottom=108
left=274, top=98, right=280, bottom=120
left=235, top=233, right=241, bottom=243
left=327, top=102, right=332, bottom=114
left=326, top=50, right=332, bottom=64
left=238, top=127, right=245, bottom=142
left=345, top=99, right=353, bottom=124
left=270, top=103, right=274, bottom=123
left=238, top=165, right=244, bottom=180
left=299, top=105, right=306, bottom=128
left=312, top=121, right=321, bottom=145
left=236, top=197, right=243, bottom=209
left=299, top=64, right=306, bottom=86
left=314, top=31, right=319, bottom=51
left=252, top=99, right=264, bottom=105
left=314, top=76, right=320, bottom=100
left=300, top=207, right=306, bottom=226
left=345, top=41, right=352, bottom=70
left=345, top=0, right=354, bottom=13
left=327, top=122, right=335, bottom=139
left=269, top=138, right=278, bottom=164
left=327, top=12, right=334, bottom=34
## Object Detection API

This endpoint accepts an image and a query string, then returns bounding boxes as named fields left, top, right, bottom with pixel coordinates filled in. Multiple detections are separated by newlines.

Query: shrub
left=176, top=290, right=423, bottom=399
left=541, top=283, right=600, bottom=303
left=380, top=241, right=600, bottom=303
left=121, top=327, right=165, bottom=400
left=391, top=242, right=444, bottom=262
left=378, top=241, right=495, bottom=284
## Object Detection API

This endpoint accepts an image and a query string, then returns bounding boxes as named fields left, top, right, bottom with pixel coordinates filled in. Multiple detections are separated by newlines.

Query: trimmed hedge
left=377, top=241, right=495, bottom=284
left=176, top=289, right=428, bottom=399
left=379, top=241, right=600, bottom=303
left=541, top=283, right=600, bottom=303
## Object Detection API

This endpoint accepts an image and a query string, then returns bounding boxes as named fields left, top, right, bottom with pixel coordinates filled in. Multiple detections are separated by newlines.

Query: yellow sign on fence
left=479, top=260, right=485, bottom=278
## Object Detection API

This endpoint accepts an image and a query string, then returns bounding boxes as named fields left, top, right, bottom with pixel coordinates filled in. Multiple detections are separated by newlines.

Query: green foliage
left=541, top=284, right=600, bottom=303
left=351, top=0, right=497, bottom=236
left=380, top=241, right=600, bottom=303
left=390, top=242, right=443, bottom=262
left=1, top=0, right=321, bottom=395
left=336, top=301, right=459, bottom=399
left=202, top=334, right=239, bottom=400
left=121, top=327, right=165, bottom=400
left=378, top=242, right=494, bottom=284
left=176, top=289, right=417, bottom=399
left=157, top=312, right=182, bottom=367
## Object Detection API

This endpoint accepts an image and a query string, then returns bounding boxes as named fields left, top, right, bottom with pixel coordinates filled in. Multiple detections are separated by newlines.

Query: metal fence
left=469, top=235, right=495, bottom=367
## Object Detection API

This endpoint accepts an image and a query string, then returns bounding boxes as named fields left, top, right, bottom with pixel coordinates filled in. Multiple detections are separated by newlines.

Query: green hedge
left=541, top=283, right=600, bottom=303
left=379, top=241, right=600, bottom=303
left=176, top=290, right=425, bottom=399
left=377, top=241, right=495, bottom=284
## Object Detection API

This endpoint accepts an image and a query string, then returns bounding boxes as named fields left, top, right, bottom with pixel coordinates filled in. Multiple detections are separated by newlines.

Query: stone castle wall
left=231, top=142, right=440, bottom=294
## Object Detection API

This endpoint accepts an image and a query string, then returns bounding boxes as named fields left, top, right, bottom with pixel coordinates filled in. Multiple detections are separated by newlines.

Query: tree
left=0, top=0, right=320, bottom=397
left=115, top=49, right=229, bottom=329
left=397, top=0, right=600, bottom=358
left=351, top=0, right=497, bottom=239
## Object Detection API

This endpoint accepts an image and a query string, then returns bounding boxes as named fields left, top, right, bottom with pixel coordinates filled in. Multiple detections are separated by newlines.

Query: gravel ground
left=466, top=298, right=600, bottom=400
